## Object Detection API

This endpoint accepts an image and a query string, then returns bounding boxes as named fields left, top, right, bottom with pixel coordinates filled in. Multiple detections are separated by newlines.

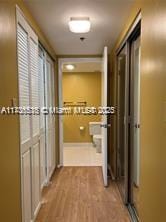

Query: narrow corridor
left=1, top=1, right=166, bottom=222
left=36, top=167, right=130, bottom=222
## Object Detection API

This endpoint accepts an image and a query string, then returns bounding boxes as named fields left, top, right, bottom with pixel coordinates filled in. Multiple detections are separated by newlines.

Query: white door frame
left=101, top=47, right=108, bottom=186
left=58, top=57, right=102, bottom=166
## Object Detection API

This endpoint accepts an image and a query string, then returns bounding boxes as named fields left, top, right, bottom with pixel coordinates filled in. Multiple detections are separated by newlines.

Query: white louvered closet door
left=17, top=8, right=40, bottom=222
left=45, top=56, right=55, bottom=181
left=17, top=22, right=32, bottom=222
left=50, top=62, right=56, bottom=172
left=29, top=35, right=40, bottom=217
left=38, top=48, right=47, bottom=189
left=45, top=59, right=52, bottom=179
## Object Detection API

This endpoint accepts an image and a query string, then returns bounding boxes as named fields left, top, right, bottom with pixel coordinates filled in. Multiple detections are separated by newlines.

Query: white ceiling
left=24, top=0, right=134, bottom=55
left=63, top=62, right=101, bottom=72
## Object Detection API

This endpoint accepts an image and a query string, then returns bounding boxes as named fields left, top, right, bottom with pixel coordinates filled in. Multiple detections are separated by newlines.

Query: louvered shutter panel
left=47, top=61, right=52, bottom=128
left=38, top=50, right=45, bottom=130
left=38, top=48, right=47, bottom=188
left=29, top=37, right=40, bottom=137
left=17, top=24, right=31, bottom=144
left=50, top=62, right=56, bottom=172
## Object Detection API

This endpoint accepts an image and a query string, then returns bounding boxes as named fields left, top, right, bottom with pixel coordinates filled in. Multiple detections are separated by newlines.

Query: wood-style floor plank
left=36, top=167, right=131, bottom=222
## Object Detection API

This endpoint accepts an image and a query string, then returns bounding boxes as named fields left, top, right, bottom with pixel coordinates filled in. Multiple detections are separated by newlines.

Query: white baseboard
left=44, top=166, right=56, bottom=187
left=49, top=165, right=56, bottom=179
left=40, top=178, right=48, bottom=191
left=32, top=202, right=41, bottom=222
left=57, top=164, right=62, bottom=168
left=64, top=142, right=93, bottom=147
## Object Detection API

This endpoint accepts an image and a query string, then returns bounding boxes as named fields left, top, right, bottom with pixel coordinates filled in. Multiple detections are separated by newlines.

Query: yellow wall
left=63, top=72, right=101, bottom=143
left=0, top=1, right=57, bottom=222
left=110, top=0, right=166, bottom=221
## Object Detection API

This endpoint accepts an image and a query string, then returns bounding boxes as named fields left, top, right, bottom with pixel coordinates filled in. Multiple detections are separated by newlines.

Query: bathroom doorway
left=58, top=49, right=108, bottom=186
left=62, top=60, right=102, bottom=166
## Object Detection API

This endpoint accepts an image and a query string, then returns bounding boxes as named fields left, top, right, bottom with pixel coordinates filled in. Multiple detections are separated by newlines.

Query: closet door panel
left=29, top=37, right=40, bottom=138
left=51, top=127, right=55, bottom=171
left=32, top=142, right=40, bottom=214
left=17, top=19, right=32, bottom=222
left=21, top=150, right=31, bottom=222
left=29, top=32, right=41, bottom=218
left=17, top=24, right=31, bottom=145
left=45, top=58, right=55, bottom=179
left=50, top=63, right=56, bottom=171
left=40, top=133, right=46, bottom=187
left=45, top=60, right=51, bottom=178
left=48, top=129, right=52, bottom=177
left=38, top=50, right=46, bottom=188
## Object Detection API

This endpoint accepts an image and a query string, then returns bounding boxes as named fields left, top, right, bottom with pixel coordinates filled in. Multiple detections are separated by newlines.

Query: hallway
left=36, top=167, right=130, bottom=222
left=1, top=1, right=166, bottom=222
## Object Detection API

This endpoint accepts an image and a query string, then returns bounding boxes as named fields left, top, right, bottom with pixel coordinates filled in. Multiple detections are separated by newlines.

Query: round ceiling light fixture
left=68, top=17, right=91, bottom=33
left=65, top=64, right=76, bottom=71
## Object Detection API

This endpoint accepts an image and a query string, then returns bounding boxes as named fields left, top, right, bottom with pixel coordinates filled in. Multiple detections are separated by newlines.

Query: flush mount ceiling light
left=65, top=64, right=76, bottom=71
left=68, top=17, right=91, bottom=33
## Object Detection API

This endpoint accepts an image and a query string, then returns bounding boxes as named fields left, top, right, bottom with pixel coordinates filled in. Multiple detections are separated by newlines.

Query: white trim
left=32, top=202, right=41, bottom=222
left=101, top=46, right=108, bottom=187
left=16, top=5, right=38, bottom=42
left=64, top=142, right=93, bottom=147
left=116, top=12, right=141, bottom=55
left=58, top=57, right=102, bottom=166
left=40, top=179, right=47, bottom=191
left=45, top=166, right=56, bottom=186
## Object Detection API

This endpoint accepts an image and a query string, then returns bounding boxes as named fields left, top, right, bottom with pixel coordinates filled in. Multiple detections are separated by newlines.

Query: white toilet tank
left=89, top=122, right=101, bottom=135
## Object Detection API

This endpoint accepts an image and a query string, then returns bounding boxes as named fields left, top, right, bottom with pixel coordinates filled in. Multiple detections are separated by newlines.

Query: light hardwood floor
left=36, top=167, right=131, bottom=222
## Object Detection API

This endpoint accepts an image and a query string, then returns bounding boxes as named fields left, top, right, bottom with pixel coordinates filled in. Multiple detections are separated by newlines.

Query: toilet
left=89, top=122, right=102, bottom=153
left=93, top=134, right=102, bottom=153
